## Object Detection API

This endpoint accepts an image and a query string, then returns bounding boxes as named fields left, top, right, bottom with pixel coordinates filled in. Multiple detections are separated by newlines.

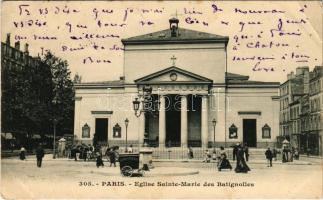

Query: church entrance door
left=243, top=119, right=257, bottom=147
left=165, top=95, right=181, bottom=147
left=95, top=118, right=108, bottom=144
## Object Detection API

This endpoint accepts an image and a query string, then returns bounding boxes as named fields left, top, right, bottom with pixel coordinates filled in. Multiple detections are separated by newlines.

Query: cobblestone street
left=1, top=155, right=322, bottom=199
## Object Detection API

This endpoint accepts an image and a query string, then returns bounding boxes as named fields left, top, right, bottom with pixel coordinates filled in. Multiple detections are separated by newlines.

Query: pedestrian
left=217, top=146, right=232, bottom=171
left=79, top=146, right=84, bottom=160
left=105, top=147, right=111, bottom=161
left=36, top=144, right=45, bottom=168
left=127, top=144, right=133, bottom=153
left=188, top=146, right=194, bottom=159
left=72, top=145, right=78, bottom=161
left=235, top=144, right=250, bottom=173
left=212, top=149, right=217, bottom=161
left=265, top=147, right=273, bottom=167
left=282, top=146, right=288, bottom=163
left=287, top=147, right=292, bottom=162
left=109, top=148, right=117, bottom=167
left=232, top=144, right=238, bottom=161
left=96, top=152, right=104, bottom=168
left=244, top=143, right=249, bottom=162
left=203, top=150, right=211, bottom=163
left=19, top=146, right=26, bottom=160
left=83, top=146, right=88, bottom=161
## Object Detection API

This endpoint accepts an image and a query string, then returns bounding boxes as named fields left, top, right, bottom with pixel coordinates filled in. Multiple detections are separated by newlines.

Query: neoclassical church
left=74, top=18, right=280, bottom=149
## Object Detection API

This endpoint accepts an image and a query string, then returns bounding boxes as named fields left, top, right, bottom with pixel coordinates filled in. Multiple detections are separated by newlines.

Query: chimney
left=24, top=43, right=29, bottom=54
left=6, top=33, right=10, bottom=45
left=287, top=71, right=295, bottom=80
left=14, top=41, right=20, bottom=50
left=169, top=18, right=179, bottom=37
left=296, top=66, right=308, bottom=76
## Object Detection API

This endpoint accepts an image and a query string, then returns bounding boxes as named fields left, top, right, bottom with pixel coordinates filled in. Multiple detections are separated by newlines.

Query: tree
left=42, top=52, right=74, bottom=137
left=1, top=46, right=74, bottom=149
left=1, top=52, right=52, bottom=149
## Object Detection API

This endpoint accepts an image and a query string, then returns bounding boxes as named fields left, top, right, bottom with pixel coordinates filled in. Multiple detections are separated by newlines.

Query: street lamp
left=212, top=119, right=217, bottom=151
left=132, top=85, right=160, bottom=146
left=125, top=118, right=129, bottom=152
left=132, top=98, right=141, bottom=117
left=53, top=118, right=58, bottom=159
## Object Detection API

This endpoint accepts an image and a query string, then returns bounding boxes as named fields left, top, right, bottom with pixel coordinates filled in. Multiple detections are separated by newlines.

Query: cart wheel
left=121, top=166, right=133, bottom=177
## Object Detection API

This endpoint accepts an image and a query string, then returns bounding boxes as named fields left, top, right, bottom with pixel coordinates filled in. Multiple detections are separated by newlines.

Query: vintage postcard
left=1, top=1, right=322, bottom=199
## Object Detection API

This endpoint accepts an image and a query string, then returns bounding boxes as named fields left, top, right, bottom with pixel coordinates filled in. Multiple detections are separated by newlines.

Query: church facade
left=74, top=18, right=280, bottom=149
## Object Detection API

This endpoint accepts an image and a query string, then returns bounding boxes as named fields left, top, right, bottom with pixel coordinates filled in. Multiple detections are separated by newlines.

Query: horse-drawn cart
left=119, top=153, right=144, bottom=177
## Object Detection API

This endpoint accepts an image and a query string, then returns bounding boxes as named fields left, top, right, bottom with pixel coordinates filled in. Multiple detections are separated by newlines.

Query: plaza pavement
left=1, top=154, right=322, bottom=199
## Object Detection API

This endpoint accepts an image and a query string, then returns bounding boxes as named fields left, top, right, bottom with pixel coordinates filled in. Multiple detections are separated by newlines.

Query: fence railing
left=115, top=146, right=233, bottom=160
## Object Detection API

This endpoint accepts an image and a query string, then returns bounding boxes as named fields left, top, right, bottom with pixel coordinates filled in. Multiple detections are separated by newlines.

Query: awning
left=282, top=139, right=290, bottom=144
left=1, top=132, right=13, bottom=139
left=32, top=134, right=41, bottom=139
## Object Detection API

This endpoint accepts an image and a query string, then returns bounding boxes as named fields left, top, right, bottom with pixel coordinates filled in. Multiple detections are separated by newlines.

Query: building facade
left=279, top=66, right=323, bottom=155
left=74, top=19, right=280, bottom=149
left=308, top=66, right=323, bottom=155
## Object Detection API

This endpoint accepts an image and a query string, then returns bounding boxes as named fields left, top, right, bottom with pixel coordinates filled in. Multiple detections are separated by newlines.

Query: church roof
left=74, top=80, right=124, bottom=88
left=122, top=27, right=229, bottom=45
left=226, top=72, right=280, bottom=86
left=226, top=72, right=249, bottom=81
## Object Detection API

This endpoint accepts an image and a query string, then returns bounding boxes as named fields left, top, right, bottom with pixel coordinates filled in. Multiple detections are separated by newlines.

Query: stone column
left=158, top=95, right=166, bottom=147
left=201, top=95, right=209, bottom=148
left=181, top=95, right=188, bottom=148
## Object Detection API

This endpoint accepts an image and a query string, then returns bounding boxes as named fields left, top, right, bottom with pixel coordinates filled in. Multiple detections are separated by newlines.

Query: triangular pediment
left=135, top=66, right=212, bottom=84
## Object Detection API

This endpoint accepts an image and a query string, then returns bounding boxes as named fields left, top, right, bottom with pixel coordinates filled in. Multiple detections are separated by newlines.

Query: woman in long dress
left=235, top=144, right=250, bottom=173
left=19, top=147, right=26, bottom=160
left=217, top=146, right=232, bottom=171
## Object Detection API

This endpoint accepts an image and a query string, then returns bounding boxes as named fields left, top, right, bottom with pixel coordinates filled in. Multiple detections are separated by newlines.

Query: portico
left=135, top=66, right=212, bottom=148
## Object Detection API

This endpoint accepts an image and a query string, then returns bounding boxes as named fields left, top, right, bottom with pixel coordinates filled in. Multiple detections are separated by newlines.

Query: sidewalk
left=1, top=149, right=53, bottom=158
left=5, top=154, right=315, bottom=165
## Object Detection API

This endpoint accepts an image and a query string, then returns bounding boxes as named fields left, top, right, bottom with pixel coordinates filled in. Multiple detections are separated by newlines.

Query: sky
left=2, top=1, right=322, bottom=83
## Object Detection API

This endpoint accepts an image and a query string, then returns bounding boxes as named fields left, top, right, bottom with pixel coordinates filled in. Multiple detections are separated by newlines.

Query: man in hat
left=36, top=144, right=45, bottom=168
left=265, top=147, right=273, bottom=167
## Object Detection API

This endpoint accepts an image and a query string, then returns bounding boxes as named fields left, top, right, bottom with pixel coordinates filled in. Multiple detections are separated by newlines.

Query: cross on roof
left=171, top=55, right=177, bottom=66
left=170, top=9, right=183, bottom=18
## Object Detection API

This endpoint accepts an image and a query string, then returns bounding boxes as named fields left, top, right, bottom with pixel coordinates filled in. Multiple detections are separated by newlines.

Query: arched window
left=113, top=123, right=121, bottom=138
left=229, top=124, right=238, bottom=139
left=262, top=124, right=271, bottom=139
left=82, top=123, right=90, bottom=138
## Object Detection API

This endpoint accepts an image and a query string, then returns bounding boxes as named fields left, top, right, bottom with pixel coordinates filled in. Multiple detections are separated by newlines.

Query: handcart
left=118, top=153, right=144, bottom=177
